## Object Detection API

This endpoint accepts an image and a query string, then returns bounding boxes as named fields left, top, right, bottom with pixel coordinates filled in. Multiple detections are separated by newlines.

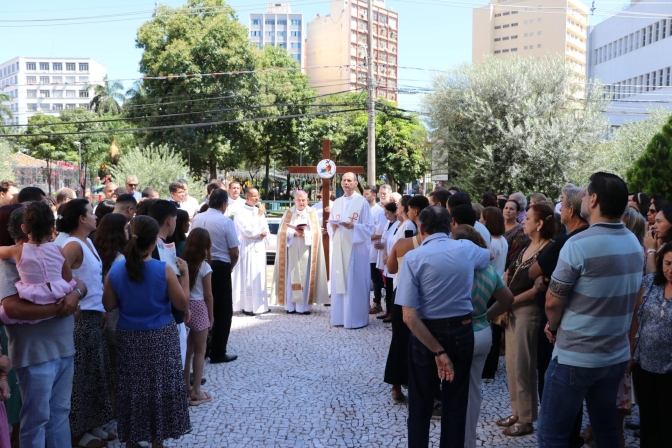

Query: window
left=27, top=103, right=37, bottom=111
left=511, top=35, right=518, bottom=39
left=291, top=42, right=301, bottom=48
left=66, top=76, right=75, bottom=84
left=538, top=31, right=542, bottom=35
left=502, top=49, right=510, bottom=53
left=646, top=73, right=650, bottom=91
left=39, top=90, right=50, bottom=98
left=511, top=23, right=518, bottom=27
left=266, top=31, right=274, bottom=36
left=660, top=69, right=664, bottom=87
left=40, top=104, right=50, bottom=111
left=40, top=76, right=49, bottom=84
left=667, top=67, right=671, bottom=87
left=53, top=76, right=62, bottom=84
left=278, top=43, right=286, bottom=48
left=251, top=19, right=260, bottom=25
left=630, top=34, right=634, bottom=52
left=53, top=90, right=63, bottom=98
left=494, top=26, right=501, bottom=30
left=53, top=62, right=62, bottom=71
left=26, top=62, right=36, bottom=70
left=53, top=104, right=63, bottom=111
left=511, top=11, right=518, bottom=14
left=494, top=38, right=501, bottom=42
left=524, top=33, right=528, bottom=37
left=251, top=31, right=260, bottom=36
left=79, top=63, right=89, bottom=71
left=291, top=54, right=300, bottom=61
left=277, top=31, right=286, bottom=36
left=39, top=62, right=49, bottom=70
left=291, top=20, right=301, bottom=25
left=265, top=19, right=275, bottom=25
left=495, top=13, right=501, bottom=17
left=503, top=24, right=510, bottom=28
left=538, top=44, right=542, bottom=48
left=79, top=90, right=89, bottom=98
left=66, top=63, right=75, bottom=71
left=26, top=76, right=37, bottom=84
left=503, top=12, right=510, bottom=16
left=291, top=31, right=301, bottom=37
left=79, top=76, right=88, bottom=83
left=664, top=19, right=668, bottom=39
left=277, top=20, right=287, bottom=25
left=503, top=37, right=509, bottom=41
left=66, top=104, right=76, bottom=110
left=27, top=90, right=37, bottom=98
left=494, top=50, right=501, bottom=54
left=511, top=48, right=518, bottom=52
left=656, top=22, right=660, bottom=42
left=524, top=20, right=528, bottom=25
left=648, top=25, right=653, bottom=44
left=538, top=18, right=542, bottom=22
left=524, top=46, right=528, bottom=50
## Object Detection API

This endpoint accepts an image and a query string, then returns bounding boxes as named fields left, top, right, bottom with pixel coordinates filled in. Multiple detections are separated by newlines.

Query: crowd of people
left=0, top=170, right=668, bottom=448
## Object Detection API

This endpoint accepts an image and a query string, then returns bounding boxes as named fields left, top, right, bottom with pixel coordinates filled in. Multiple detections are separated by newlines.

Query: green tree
left=423, top=55, right=608, bottom=198
left=109, top=143, right=204, bottom=199
left=626, top=114, right=672, bottom=196
left=0, top=93, right=13, bottom=125
left=87, top=76, right=125, bottom=115
left=133, top=0, right=258, bottom=178
left=0, top=139, right=15, bottom=181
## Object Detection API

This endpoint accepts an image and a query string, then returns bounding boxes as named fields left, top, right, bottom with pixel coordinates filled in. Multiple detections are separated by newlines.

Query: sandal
left=189, top=391, right=212, bottom=406
left=496, top=415, right=518, bottom=427
left=503, top=423, right=534, bottom=437
left=91, top=428, right=117, bottom=441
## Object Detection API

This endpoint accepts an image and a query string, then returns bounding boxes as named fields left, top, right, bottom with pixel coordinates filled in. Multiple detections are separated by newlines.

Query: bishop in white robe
left=270, top=191, right=328, bottom=314
left=231, top=188, right=270, bottom=315
left=328, top=173, right=374, bottom=329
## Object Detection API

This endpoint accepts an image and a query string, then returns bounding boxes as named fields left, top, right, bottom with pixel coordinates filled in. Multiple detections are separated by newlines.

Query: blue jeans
left=538, top=358, right=627, bottom=448
left=15, top=356, right=74, bottom=448
left=407, top=315, right=474, bottom=448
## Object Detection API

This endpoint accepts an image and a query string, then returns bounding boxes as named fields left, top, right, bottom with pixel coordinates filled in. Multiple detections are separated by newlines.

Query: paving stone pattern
left=102, top=274, right=640, bottom=447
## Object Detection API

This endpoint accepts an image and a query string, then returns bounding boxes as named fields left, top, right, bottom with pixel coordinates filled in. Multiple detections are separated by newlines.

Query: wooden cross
left=289, top=139, right=365, bottom=278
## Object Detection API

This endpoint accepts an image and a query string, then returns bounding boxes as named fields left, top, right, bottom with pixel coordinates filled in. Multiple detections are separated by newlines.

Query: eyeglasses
left=648, top=209, right=657, bottom=214
left=127, top=183, right=138, bottom=187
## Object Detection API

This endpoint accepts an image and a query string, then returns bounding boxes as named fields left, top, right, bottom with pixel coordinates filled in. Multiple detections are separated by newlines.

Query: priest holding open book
left=271, top=190, right=328, bottom=314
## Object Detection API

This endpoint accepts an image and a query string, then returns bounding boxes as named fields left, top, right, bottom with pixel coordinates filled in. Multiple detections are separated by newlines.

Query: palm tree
left=0, top=93, right=13, bottom=124
left=87, top=76, right=124, bottom=115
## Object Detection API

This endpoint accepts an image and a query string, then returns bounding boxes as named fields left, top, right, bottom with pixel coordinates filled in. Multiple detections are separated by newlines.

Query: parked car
left=266, top=217, right=282, bottom=264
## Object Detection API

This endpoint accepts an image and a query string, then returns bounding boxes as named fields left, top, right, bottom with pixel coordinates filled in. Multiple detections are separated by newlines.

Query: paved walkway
left=104, top=301, right=640, bottom=447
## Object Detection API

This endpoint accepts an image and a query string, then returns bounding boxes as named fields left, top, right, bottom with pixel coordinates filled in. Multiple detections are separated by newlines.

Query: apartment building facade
left=586, top=0, right=672, bottom=125
left=306, top=0, right=398, bottom=103
left=473, top=0, right=589, bottom=77
left=0, top=57, right=106, bottom=126
left=249, top=2, right=304, bottom=68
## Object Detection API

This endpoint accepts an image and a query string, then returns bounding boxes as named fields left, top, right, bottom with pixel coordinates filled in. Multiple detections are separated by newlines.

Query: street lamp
left=299, top=141, right=305, bottom=166
left=72, top=141, right=82, bottom=197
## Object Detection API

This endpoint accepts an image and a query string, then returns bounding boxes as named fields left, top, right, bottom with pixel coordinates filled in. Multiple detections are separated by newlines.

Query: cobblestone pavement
left=102, top=269, right=640, bottom=447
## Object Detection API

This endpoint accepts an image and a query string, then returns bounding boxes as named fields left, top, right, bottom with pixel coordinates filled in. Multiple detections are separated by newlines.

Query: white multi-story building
left=0, top=57, right=106, bottom=126
left=306, top=0, right=399, bottom=102
left=586, top=1, right=672, bottom=126
left=249, top=3, right=304, bottom=68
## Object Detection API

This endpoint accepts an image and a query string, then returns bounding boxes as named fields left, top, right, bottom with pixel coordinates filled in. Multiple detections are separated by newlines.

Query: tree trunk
left=386, top=172, right=398, bottom=193
left=264, top=143, right=271, bottom=197
left=209, top=153, right=216, bottom=180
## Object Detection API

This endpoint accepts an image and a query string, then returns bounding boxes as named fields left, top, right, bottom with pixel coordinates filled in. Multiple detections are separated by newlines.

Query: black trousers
left=210, top=260, right=233, bottom=358
left=482, top=323, right=503, bottom=379
left=371, top=263, right=383, bottom=304
left=384, top=275, right=395, bottom=314
left=632, top=362, right=672, bottom=448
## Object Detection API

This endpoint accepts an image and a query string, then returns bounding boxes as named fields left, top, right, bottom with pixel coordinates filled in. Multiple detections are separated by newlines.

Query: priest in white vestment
left=231, top=188, right=270, bottom=315
left=270, top=191, right=328, bottom=314
left=328, top=173, right=374, bottom=329
left=225, top=181, right=246, bottom=220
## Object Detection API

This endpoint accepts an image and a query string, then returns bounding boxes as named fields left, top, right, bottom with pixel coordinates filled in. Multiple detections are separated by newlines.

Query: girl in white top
left=181, top=228, right=214, bottom=406
left=480, top=206, right=510, bottom=276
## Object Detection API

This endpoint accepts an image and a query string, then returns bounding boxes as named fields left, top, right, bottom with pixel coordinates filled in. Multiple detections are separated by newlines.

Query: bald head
left=341, top=172, right=358, bottom=196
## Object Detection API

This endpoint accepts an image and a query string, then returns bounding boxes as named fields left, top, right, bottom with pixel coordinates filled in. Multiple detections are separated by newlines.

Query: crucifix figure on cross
left=288, top=139, right=364, bottom=278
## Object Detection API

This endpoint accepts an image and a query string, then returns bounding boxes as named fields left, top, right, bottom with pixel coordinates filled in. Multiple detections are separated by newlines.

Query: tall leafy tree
left=87, top=76, right=125, bottom=115
left=423, top=55, right=608, bottom=198
left=627, top=114, right=672, bottom=196
left=133, top=0, right=258, bottom=178
left=0, top=93, right=13, bottom=125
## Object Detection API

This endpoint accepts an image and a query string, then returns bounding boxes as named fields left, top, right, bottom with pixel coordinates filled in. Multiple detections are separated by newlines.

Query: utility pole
left=366, top=0, right=376, bottom=185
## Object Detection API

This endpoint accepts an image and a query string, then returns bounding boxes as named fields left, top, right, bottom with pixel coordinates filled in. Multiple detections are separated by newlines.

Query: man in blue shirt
left=538, top=172, right=643, bottom=447
left=397, top=206, right=490, bottom=448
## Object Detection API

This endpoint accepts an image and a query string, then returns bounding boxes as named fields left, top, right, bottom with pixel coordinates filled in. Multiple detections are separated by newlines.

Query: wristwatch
left=74, top=287, right=84, bottom=298
left=647, top=249, right=657, bottom=255
left=434, top=350, right=447, bottom=357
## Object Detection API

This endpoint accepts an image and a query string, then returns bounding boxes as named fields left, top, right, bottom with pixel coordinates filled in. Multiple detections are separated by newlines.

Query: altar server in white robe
left=225, top=181, right=246, bottom=219
left=270, top=191, right=328, bottom=314
left=231, top=188, right=270, bottom=315
left=328, top=172, right=374, bottom=329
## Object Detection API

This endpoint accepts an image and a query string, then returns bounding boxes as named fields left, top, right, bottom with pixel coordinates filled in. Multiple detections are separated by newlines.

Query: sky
left=1, top=0, right=618, bottom=113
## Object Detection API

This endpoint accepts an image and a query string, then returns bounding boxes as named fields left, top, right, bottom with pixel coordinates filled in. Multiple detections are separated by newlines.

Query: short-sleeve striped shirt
left=551, top=222, right=643, bottom=368
left=471, top=265, right=505, bottom=332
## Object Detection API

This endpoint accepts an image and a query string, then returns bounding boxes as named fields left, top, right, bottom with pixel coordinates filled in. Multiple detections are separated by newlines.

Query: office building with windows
left=586, top=1, right=672, bottom=125
left=305, top=0, right=398, bottom=102
left=249, top=3, right=304, bottom=68
left=473, top=0, right=589, bottom=77
left=0, top=57, right=106, bottom=126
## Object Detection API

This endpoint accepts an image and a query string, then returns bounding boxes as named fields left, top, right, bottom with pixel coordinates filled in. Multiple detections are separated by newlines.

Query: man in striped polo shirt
left=538, top=172, right=643, bottom=448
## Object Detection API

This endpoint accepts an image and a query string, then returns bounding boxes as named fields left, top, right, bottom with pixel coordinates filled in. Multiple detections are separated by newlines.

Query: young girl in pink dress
left=0, top=201, right=76, bottom=324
